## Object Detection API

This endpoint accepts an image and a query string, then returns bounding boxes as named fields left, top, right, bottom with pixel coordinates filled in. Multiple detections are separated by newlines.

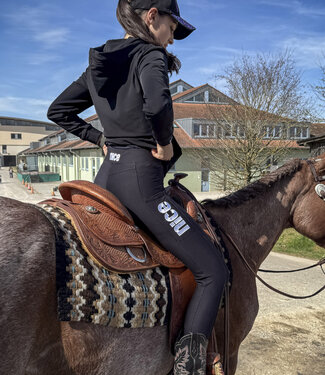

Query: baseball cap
left=129, top=0, right=196, bottom=40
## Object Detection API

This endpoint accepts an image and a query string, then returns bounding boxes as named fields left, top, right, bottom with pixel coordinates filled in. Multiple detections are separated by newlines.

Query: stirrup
left=212, top=354, right=224, bottom=375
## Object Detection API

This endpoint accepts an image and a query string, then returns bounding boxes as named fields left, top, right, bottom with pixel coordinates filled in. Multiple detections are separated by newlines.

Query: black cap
left=129, top=0, right=196, bottom=40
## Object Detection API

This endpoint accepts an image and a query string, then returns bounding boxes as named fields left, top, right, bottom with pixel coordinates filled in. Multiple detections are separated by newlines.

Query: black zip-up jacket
left=47, top=37, right=178, bottom=151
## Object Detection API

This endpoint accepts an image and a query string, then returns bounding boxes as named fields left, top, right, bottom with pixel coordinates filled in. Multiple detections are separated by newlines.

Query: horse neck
left=209, top=176, right=302, bottom=270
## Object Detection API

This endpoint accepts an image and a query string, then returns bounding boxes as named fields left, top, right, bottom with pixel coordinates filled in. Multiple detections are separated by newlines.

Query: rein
left=217, top=157, right=325, bottom=300
left=219, top=228, right=325, bottom=299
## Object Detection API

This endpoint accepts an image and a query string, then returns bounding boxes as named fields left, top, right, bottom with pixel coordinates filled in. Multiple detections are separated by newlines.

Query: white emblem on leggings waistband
left=109, top=152, right=120, bottom=162
left=157, top=201, right=190, bottom=236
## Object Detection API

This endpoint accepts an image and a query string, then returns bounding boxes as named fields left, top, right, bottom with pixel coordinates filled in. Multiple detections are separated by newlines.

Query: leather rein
left=216, top=158, right=325, bottom=300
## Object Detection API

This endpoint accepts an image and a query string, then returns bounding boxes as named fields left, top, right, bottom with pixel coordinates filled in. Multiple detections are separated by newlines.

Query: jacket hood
left=89, top=38, right=165, bottom=96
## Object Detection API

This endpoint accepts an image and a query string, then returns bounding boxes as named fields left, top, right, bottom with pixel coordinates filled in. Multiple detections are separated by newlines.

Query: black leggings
left=94, top=145, right=229, bottom=338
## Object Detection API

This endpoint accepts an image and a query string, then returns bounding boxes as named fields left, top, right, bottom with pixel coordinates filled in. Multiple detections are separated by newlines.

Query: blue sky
left=1, top=0, right=325, bottom=122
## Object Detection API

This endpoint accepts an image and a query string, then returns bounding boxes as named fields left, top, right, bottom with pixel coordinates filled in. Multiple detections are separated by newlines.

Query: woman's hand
left=151, top=143, right=173, bottom=161
left=103, top=144, right=108, bottom=156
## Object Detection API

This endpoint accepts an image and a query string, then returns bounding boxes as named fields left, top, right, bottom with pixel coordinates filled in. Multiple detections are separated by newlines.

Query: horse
left=1, top=154, right=325, bottom=375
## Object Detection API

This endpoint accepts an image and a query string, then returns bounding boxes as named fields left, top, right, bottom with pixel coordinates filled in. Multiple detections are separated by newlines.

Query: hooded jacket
left=47, top=37, right=178, bottom=152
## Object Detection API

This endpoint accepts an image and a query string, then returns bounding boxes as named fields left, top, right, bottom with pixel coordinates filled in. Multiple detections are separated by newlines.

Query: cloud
left=25, top=53, right=62, bottom=66
left=278, top=36, right=325, bottom=68
left=0, top=95, right=95, bottom=122
left=259, top=0, right=325, bottom=17
left=4, top=5, right=70, bottom=49
left=0, top=96, right=52, bottom=119
left=184, top=0, right=226, bottom=10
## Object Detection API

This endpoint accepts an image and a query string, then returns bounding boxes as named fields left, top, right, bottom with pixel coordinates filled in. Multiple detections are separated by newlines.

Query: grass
left=272, top=228, right=325, bottom=260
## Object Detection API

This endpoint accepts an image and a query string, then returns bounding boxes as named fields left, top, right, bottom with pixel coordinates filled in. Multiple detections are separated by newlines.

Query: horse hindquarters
left=0, top=198, right=70, bottom=374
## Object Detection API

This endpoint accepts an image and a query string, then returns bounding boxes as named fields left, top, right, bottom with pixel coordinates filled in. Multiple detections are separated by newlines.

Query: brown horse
left=1, top=154, right=325, bottom=375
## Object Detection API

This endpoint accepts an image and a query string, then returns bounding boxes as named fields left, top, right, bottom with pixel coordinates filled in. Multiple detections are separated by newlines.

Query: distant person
left=18, top=162, right=24, bottom=172
left=9, top=167, right=13, bottom=178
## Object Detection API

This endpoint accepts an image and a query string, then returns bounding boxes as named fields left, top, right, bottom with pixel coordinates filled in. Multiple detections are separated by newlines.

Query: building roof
left=169, top=79, right=193, bottom=87
left=0, top=116, right=55, bottom=126
left=310, top=123, right=325, bottom=137
left=173, top=103, right=231, bottom=120
left=172, top=84, right=207, bottom=101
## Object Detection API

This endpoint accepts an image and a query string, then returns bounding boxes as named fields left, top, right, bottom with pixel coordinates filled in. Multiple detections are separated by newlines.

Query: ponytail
left=116, top=0, right=181, bottom=74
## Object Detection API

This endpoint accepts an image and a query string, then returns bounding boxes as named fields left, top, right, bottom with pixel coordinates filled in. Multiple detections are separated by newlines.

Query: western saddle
left=40, top=174, right=225, bottom=374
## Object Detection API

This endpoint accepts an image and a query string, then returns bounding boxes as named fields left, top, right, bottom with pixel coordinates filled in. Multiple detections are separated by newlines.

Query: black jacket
left=47, top=38, right=181, bottom=161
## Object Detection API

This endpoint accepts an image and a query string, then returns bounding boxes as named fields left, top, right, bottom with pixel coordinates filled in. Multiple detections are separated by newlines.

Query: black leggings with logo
left=94, top=145, right=229, bottom=338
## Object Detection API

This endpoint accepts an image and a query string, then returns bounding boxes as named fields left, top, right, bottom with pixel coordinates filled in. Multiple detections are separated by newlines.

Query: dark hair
left=116, top=0, right=181, bottom=74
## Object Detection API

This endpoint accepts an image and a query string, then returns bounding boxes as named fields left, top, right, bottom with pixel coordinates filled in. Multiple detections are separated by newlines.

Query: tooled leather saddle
left=40, top=173, right=226, bottom=374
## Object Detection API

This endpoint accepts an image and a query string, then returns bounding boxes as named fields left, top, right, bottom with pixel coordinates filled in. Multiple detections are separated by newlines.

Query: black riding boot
left=173, top=332, right=208, bottom=375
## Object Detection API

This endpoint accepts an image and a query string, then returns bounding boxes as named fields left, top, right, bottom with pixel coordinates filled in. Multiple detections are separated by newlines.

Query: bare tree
left=315, top=62, right=325, bottom=103
left=191, top=51, right=314, bottom=190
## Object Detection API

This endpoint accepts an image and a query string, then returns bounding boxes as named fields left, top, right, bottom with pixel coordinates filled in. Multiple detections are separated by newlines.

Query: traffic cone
left=30, top=186, right=34, bottom=194
left=22, top=179, right=25, bottom=185
left=51, top=188, right=55, bottom=196
left=25, top=181, right=28, bottom=188
left=28, top=183, right=31, bottom=190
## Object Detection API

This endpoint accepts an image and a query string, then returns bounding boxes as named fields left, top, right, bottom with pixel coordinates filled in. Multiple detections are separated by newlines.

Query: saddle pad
left=40, top=204, right=171, bottom=328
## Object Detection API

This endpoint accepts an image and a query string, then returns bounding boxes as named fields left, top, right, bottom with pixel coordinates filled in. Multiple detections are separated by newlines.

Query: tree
left=315, top=62, right=325, bottom=103
left=192, top=51, right=314, bottom=190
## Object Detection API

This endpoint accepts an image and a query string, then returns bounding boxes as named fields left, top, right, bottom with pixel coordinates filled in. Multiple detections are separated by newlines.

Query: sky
left=0, top=0, right=325, bottom=123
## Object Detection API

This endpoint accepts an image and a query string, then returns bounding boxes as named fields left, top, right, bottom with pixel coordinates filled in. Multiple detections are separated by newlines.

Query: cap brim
left=170, top=14, right=196, bottom=40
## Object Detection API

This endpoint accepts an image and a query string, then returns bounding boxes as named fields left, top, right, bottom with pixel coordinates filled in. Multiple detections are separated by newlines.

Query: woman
left=47, top=1, right=229, bottom=374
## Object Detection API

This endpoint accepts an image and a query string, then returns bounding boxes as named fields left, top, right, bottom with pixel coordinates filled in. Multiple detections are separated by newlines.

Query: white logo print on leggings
left=157, top=201, right=190, bottom=236
left=109, top=152, right=120, bottom=162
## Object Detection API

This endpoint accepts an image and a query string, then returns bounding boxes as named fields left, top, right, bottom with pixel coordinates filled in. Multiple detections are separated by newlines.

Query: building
left=0, top=116, right=59, bottom=167
left=297, top=123, right=325, bottom=156
left=17, top=80, right=315, bottom=191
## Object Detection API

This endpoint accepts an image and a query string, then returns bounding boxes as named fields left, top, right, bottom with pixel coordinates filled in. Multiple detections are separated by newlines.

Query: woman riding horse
left=47, top=1, right=229, bottom=373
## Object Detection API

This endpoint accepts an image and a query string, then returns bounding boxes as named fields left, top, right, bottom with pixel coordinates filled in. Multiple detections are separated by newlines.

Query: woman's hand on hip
left=103, top=144, right=108, bottom=156
left=151, top=143, right=173, bottom=161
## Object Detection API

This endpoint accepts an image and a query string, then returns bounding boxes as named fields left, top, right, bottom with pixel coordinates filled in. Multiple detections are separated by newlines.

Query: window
left=170, top=86, right=178, bottom=95
left=11, top=133, right=22, bottom=139
left=225, top=124, right=232, bottom=137
left=289, top=126, right=309, bottom=139
left=2, top=145, right=7, bottom=154
left=194, top=124, right=200, bottom=137
left=193, top=124, right=216, bottom=138
left=85, top=158, right=89, bottom=171
left=69, top=155, right=73, bottom=166
left=201, top=124, right=208, bottom=137
left=81, top=157, right=85, bottom=170
left=263, top=126, right=281, bottom=139
left=236, top=126, right=245, bottom=138
left=186, top=92, right=205, bottom=103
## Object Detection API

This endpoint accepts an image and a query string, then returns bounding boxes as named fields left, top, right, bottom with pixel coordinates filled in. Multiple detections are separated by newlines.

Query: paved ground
left=0, top=167, right=324, bottom=374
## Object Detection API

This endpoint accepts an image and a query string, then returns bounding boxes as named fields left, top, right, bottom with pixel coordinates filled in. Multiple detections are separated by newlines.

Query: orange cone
left=22, top=179, right=25, bottom=185
left=25, top=181, right=28, bottom=188
left=51, top=188, right=55, bottom=196
left=30, top=186, right=34, bottom=194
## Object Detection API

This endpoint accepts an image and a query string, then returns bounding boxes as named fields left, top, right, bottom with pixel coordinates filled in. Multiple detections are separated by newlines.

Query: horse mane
left=201, top=158, right=303, bottom=209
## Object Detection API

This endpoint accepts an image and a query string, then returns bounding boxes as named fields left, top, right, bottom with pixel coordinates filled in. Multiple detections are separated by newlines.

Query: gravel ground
left=1, top=168, right=324, bottom=374
left=236, top=253, right=325, bottom=375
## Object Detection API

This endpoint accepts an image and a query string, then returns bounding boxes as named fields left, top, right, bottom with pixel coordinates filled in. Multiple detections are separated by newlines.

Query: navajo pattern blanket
left=40, top=204, right=171, bottom=328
